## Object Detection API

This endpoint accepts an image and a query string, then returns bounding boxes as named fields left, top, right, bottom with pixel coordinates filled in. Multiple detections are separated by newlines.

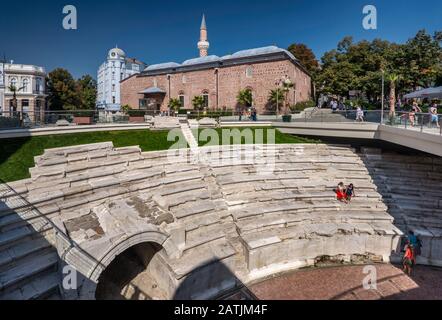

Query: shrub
left=290, top=100, right=315, bottom=112
left=73, top=111, right=94, bottom=117
left=128, top=109, right=146, bottom=117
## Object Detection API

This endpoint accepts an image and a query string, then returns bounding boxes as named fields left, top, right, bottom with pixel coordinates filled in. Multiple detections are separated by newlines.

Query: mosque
left=120, top=15, right=312, bottom=114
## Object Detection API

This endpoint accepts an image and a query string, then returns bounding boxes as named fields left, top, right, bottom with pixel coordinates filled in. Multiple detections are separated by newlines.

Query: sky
left=0, top=0, right=441, bottom=79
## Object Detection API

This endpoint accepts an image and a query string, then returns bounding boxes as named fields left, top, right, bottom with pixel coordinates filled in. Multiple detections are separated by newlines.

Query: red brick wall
left=120, top=59, right=312, bottom=114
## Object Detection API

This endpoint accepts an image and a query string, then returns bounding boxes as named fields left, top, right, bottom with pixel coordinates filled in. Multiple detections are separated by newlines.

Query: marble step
left=0, top=237, right=53, bottom=270
left=0, top=271, right=60, bottom=300
left=0, top=251, right=58, bottom=292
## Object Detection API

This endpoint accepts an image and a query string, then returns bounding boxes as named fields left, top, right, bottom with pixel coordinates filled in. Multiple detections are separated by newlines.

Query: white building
left=0, top=60, right=47, bottom=121
left=96, top=47, right=146, bottom=112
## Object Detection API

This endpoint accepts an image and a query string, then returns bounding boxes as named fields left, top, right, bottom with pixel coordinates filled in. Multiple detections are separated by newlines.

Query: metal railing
left=0, top=108, right=441, bottom=136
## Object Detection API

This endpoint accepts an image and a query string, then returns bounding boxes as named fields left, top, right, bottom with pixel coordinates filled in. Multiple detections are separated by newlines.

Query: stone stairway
left=0, top=182, right=61, bottom=300
left=180, top=123, right=199, bottom=151
left=361, top=148, right=442, bottom=266
left=293, top=108, right=352, bottom=123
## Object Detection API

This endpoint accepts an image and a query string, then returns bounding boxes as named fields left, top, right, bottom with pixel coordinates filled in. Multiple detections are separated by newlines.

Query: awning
left=139, top=87, right=166, bottom=94
left=404, top=86, right=442, bottom=99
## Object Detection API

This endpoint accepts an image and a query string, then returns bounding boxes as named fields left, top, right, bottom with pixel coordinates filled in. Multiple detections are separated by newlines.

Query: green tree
left=236, top=89, right=253, bottom=108
left=267, top=88, right=285, bottom=111
left=401, top=30, right=442, bottom=89
left=47, top=68, right=79, bottom=110
left=192, top=95, right=205, bottom=111
left=287, top=43, right=319, bottom=75
left=387, top=73, right=400, bottom=119
left=169, top=98, right=182, bottom=112
left=76, top=75, right=97, bottom=110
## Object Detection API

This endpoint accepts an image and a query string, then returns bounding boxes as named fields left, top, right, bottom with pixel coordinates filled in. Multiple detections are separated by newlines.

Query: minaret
left=198, top=14, right=209, bottom=57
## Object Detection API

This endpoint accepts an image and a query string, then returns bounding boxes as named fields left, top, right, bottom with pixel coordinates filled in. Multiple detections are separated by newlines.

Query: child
left=403, top=242, right=415, bottom=276
left=335, top=182, right=347, bottom=203
left=346, top=183, right=355, bottom=202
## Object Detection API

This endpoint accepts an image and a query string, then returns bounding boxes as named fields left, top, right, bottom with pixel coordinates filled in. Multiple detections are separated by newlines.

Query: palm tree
left=268, top=88, right=285, bottom=113
left=169, top=98, right=182, bottom=115
left=387, top=73, right=400, bottom=121
left=8, top=85, right=25, bottom=116
left=236, top=89, right=253, bottom=114
left=192, top=96, right=205, bottom=117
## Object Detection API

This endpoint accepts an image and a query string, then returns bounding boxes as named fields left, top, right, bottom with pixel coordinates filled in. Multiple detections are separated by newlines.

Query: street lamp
left=275, top=79, right=281, bottom=117
left=381, top=69, right=385, bottom=124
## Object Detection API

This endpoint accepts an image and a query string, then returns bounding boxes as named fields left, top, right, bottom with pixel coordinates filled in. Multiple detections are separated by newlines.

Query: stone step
left=0, top=237, right=53, bottom=270
left=0, top=271, right=60, bottom=300
left=164, top=238, right=237, bottom=280
left=0, top=251, right=58, bottom=292
left=0, top=226, right=33, bottom=251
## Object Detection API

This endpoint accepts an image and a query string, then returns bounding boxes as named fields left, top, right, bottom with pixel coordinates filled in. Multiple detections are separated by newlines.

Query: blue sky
left=0, top=0, right=441, bottom=78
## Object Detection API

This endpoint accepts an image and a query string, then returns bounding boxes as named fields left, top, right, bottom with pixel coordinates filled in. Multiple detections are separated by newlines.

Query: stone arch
left=89, top=229, right=170, bottom=283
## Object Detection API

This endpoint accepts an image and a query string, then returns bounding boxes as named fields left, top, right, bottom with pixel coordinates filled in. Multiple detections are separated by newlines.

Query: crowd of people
left=238, top=107, right=258, bottom=122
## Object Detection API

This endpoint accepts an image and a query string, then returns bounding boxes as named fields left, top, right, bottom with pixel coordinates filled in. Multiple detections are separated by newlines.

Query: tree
left=169, top=98, right=182, bottom=113
left=47, top=68, right=79, bottom=110
left=7, top=84, right=25, bottom=114
left=76, top=75, right=97, bottom=110
left=387, top=73, right=400, bottom=119
left=236, top=89, right=253, bottom=108
left=192, top=96, right=205, bottom=117
left=287, top=43, right=319, bottom=75
left=402, top=30, right=442, bottom=89
left=267, top=88, right=285, bottom=111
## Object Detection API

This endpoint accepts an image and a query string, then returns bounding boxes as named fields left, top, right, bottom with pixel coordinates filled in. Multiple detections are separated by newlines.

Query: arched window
left=178, top=91, right=185, bottom=108
left=246, top=66, right=253, bottom=78
left=10, top=77, right=17, bottom=89
left=35, top=78, right=42, bottom=93
left=202, top=90, right=209, bottom=108
left=22, top=78, right=29, bottom=92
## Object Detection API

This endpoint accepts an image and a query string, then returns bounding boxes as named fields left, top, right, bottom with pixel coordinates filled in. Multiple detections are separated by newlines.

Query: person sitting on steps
left=335, top=182, right=347, bottom=203
left=345, top=183, right=355, bottom=202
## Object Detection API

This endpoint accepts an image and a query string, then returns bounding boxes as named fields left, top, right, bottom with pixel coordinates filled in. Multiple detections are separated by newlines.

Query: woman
left=356, top=106, right=364, bottom=122
left=429, top=103, right=440, bottom=128
left=409, top=102, right=421, bottom=127
left=335, top=182, right=347, bottom=203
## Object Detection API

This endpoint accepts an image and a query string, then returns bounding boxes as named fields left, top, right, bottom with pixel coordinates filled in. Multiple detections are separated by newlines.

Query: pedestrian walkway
left=223, top=264, right=442, bottom=300
left=180, top=123, right=199, bottom=151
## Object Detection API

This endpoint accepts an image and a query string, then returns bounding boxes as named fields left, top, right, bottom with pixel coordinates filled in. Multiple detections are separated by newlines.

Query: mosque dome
left=108, top=47, right=126, bottom=59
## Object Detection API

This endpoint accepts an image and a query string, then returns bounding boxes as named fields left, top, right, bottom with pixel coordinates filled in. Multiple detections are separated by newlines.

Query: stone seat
left=160, top=238, right=237, bottom=280
left=235, top=210, right=394, bottom=235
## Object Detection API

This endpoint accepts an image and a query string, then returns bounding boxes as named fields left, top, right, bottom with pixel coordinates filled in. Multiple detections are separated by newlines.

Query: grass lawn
left=0, top=130, right=182, bottom=183
left=195, top=127, right=321, bottom=146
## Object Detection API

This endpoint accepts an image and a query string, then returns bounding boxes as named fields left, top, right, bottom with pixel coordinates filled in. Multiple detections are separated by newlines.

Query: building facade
left=120, top=16, right=312, bottom=114
left=0, top=61, right=47, bottom=121
left=96, top=47, right=146, bottom=112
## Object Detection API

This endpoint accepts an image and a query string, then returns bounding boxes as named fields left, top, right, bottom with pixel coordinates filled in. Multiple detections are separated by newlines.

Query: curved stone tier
left=0, top=142, right=410, bottom=299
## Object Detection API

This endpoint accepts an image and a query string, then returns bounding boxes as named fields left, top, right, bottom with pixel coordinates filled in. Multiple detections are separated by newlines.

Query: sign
left=0, top=63, right=4, bottom=87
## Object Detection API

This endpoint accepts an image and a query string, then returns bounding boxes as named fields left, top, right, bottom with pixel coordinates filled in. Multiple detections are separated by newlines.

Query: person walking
left=429, top=103, right=440, bottom=129
left=356, top=106, right=364, bottom=122
left=409, top=102, right=421, bottom=127
left=403, top=241, right=415, bottom=276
